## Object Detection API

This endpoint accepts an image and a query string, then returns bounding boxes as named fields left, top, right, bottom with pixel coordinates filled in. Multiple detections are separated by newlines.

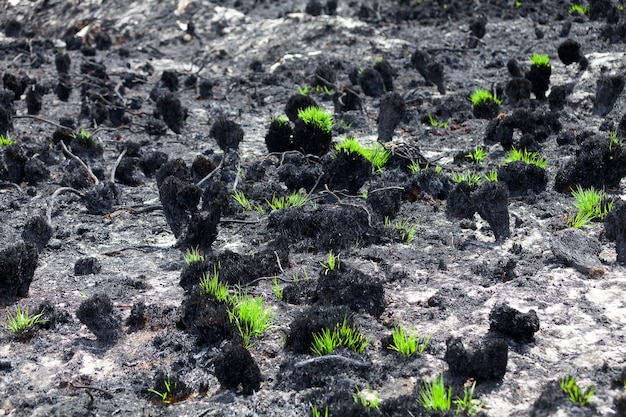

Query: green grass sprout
left=311, top=327, right=339, bottom=356
left=408, top=160, right=423, bottom=174
left=335, top=137, right=391, bottom=172
left=560, top=374, right=595, bottom=406
left=310, top=317, right=368, bottom=356
left=6, top=306, right=47, bottom=336
left=417, top=374, right=452, bottom=412
left=484, top=170, right=499, bottom=182
left=567, top=186, right=613, bottom=228
left=469, top=88, right=501, bottom=106
left=568, top=3, right=589, bottom=15
left=311, top=405, right=330, bottom=417
left=233, top=189, right=253, bottom=213
left=199, top=264, right=230, bottom=303
left=453, top=381, right=484, bottom=416
left=272, top=277, right=283, bottom=300
left=184, top=246, right=204, bottom=265
left=266, top=192, right=309, bottom=211
left=502, top=146, right=547, bottom=169
left=452, top=170, right=483, bottom=187
left=298, top=106, right=334, bottom=134
left=320, top=250, right=340, bottom=274
left=298, top=85, right=311, bottom=96
left=466, top=147, right=488, bottom=164
left=353, top=385, right=381, bottom=410
left=427, top=114, right=450, bottom=128
left=388, top=325, right=430, bottom=357
left=0, top=134, right=15, bottom=146
left=228, top=291, right=275, bottom=348
left=384, top=217, right=417, bottom=243
left=270, top=114, right=290, bottom=126
left=148, top=375, right=178, bottom=405
left=530, top=53, right=551, bottom=68
left=70, top=128, right=95, bottom=143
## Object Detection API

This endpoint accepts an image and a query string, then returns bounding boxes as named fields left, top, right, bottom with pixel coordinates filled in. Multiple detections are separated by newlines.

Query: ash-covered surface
left=1, top=0, right=626, bottom=416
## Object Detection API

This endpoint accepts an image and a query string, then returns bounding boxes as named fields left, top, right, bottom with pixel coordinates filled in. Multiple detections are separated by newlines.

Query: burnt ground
left=1, top=0, right=626, bottom=416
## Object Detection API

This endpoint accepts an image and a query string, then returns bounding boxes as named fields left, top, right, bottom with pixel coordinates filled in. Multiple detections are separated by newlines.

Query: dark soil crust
left=1, top=0, right=626, bottom=416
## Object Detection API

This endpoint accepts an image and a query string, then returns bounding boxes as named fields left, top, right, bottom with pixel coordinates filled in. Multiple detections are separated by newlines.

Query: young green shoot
left=298, top=85, right=311, bottom=96
left=568, top=3, right=589, bottom=15
left=427, top=114, right=450, bottom=128
left=384, top=217, right=417, bottom=243
left=6, top=306, right=47, bottom=336
left=452, top=170, right=482, bottom=187
left=609, top=130, right=625, bottom=154
left=407, top=160, right=423, bottom=174
left=311, top=405, right=330, bottom=417
left=320, top=250, right=340, bottom=274
left=311, top=327, right=339, bottom=356
left=567, top=186, right=613, bottom=228
left=560, top=374, right=595, bottom=406
left=184, top=246, right=204, bottom=265
left=310, top=317, right=368, bottom=356
left=335, top=137, right=391, bottom=172
left=484, top=170, right=499, bottom=182
left=0, top=134, right=15, bottom=146
left=272, top=277, right=283, bottom=301
left=530, top=53, right=551, bottom=68
left=453, top=381, right=484, bottom=416
left=502, top=147, right=547, bottom=169
left=70, top=128, right=95, bottom=143
left=266, top=192, right=309, bottom=211
left=232, top=189, right=253, bottom=213
left=466, top=147, right=488, bottom=164
left=353, top=385, right=381, bottom=411
left=270, top=114, right=290, bottom=126
left=417, top=374, right=452, bottom=412
left=469, top=88, right=501, bottom=106
left=388, top=325, right=430, bottom=357
left=228, top=291, right=275, bottom=348
left=148, top=375, right=177, bottom=405
left=200, top=264, right=230, bottom=303
left=298, top=106, right=334, bottom=134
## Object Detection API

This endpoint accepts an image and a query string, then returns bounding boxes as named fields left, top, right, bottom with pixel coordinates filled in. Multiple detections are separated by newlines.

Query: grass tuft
left=6, top=306, right=47, bottom=336
left=417, top=374, right=452, bottom=411
left=388, top=325, right=430, bottom=357
left=199, top=264, right=230, bottom=303
left=452, top=170, right=483, bottom=187
left=0, top=134, right=15, bottom=146
left=502, top=146, right=547, bottom=169
left=310, top=317, right=368, bottom=356
left=298, top=106, right=334, bottom=134
left=228, top=290, right=275, bottom=348
left=530, top=53, right=551, bottom=68
left=454, top=381, right=484, bottom=415
left=353, top=385, right=381, bottom=410
left=320, top=250, right=341, bottom=274
left=384, top=217, right=417, bottom=243
left=233, top=189, right=253, bottom=213
left=568, top=3, right=589, bottom=14
left=484, top=169, right=499, bottom=182
left=335, top=137, right=391, bottom=172
left=311, top=405, right=330, bottom=417
left=184, top=246, right=204, bottom=265
left=469, top=88, right=501, bottom=106
left=266, top=192, right=309, bottom=211
left=466, top=147, right=488, bottom=164
left=560, top=374, right=595, bottom=406
left=567, top=186, right=613, bottom=229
